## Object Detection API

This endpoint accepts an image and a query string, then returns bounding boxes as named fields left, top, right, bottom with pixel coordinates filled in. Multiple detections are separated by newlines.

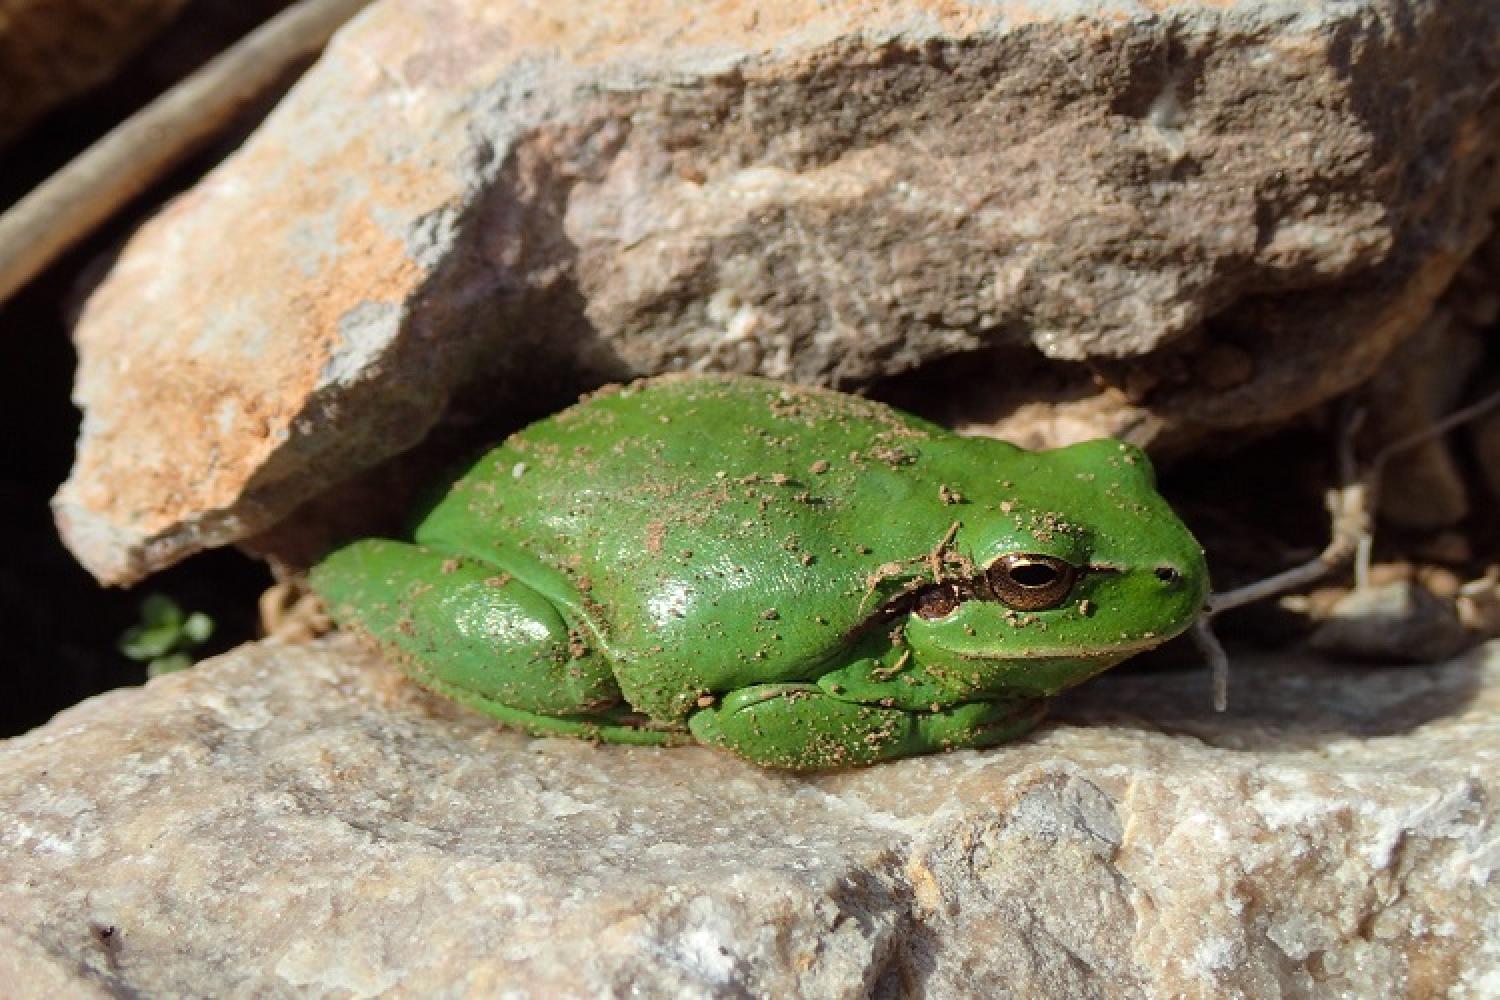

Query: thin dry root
left=1204, top=480, right=1370, bottom=619
left=0, top=0, right=370, bottom=303
left=1192, top=385, right=1500, bottom=712
left=1189, top=619, right=1231, bottom=712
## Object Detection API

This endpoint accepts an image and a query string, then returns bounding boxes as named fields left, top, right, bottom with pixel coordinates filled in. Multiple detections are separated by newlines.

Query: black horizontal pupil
left=1009, top=563, right=1059, bottom=587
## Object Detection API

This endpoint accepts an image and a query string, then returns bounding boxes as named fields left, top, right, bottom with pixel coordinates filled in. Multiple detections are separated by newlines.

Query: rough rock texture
left=54, top=0, right=1500, bottom=584
left=0, top=0, right=192, bottom=149
left=1310, top=580, right=1473, bottom=663
left=2, top=635, right=1497, bottom=996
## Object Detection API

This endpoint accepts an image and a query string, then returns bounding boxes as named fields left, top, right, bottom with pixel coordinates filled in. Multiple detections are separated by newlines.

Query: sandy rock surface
left=53, top=0, right=1500, bottom=585
left=2, top=636, right=1495, bottom=997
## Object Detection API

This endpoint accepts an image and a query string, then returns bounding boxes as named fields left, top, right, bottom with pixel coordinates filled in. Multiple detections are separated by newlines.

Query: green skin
left=310, top=374, right=1208, bottom=770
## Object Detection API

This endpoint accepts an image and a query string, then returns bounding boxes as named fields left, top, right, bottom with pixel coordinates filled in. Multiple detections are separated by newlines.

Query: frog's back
left=415, top=375, right=973, bottom=719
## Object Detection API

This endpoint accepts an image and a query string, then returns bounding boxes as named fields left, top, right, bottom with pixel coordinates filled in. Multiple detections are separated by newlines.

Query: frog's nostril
left=1155, top=565, right=1182, bottom=585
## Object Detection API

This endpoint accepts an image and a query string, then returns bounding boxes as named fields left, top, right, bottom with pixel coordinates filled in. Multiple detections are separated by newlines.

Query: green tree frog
left=311, top=375, right=1208, bottom=769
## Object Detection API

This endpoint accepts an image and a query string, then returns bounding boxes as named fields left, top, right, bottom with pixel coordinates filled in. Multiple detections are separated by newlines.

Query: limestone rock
left=0, top=0, right=190, bottom=148
left=2, top=636, right=1496, bottom=996
left=54, top=0, right=1500, bottom=584
left=1310, top=580, right=1473, bottom=663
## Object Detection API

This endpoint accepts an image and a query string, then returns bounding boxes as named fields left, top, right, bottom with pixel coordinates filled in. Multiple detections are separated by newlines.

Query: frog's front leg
left=311, top=539, right=691, bottom=747
left=687, top=684, right=1045, bottom=770
left=814, top=655, right=980, bottom=712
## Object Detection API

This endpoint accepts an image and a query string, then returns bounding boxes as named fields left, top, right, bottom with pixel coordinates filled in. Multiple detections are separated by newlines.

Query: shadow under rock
left=1049, top=642, right=1491, bottom=752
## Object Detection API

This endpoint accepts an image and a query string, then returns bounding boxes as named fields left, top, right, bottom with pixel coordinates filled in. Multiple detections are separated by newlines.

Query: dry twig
left=0, top=0, right=370, bottom=304
left=1191, top=385, right=1500, bottom=711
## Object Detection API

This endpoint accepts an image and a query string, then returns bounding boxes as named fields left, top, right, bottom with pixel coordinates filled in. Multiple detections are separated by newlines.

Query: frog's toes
left=688, top=684, right=1046, bottom=770
left=688, top=685, right=903, bottom=770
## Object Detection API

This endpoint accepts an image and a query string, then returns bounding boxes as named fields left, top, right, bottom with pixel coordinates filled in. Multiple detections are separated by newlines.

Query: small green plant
left=118, top=594, right=215, bottom=677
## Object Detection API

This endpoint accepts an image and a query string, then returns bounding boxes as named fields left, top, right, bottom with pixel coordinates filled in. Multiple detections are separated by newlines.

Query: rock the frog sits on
left=311, top=375, right=1208, bottom=769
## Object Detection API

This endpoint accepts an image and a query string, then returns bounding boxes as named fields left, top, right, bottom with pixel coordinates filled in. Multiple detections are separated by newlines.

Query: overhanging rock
left=54, top=0, right=1500, bottom=583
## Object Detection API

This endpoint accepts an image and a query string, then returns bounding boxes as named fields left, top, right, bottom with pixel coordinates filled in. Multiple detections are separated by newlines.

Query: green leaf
left=140, top=593, right=183, bottom=629
left=181, top=612, right=215, bottom=646
left=147, top=653, right=193, bottom=678
left=119, top=624, right=179, bottom=660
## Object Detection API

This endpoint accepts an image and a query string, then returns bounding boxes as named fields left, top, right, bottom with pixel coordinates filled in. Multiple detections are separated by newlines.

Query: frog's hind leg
left=311, top=539, right=690, bottom=747
left=688, top=685, right=1045, bottom=770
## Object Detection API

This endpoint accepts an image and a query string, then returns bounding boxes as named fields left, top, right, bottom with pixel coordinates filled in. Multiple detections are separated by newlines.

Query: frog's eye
left=913, top=585, right=962, bottom=620
left=988, top=554, right=1078, bottom=611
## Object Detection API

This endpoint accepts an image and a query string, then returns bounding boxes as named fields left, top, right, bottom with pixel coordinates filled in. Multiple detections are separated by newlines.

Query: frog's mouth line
left=936, top=621, right=1199, bottom=662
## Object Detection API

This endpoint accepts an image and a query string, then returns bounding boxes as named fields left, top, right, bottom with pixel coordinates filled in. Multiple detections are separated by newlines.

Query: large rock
left=2, top=636, right=1496, bottom=995
left=54, top=0, right=1500, bottom=584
